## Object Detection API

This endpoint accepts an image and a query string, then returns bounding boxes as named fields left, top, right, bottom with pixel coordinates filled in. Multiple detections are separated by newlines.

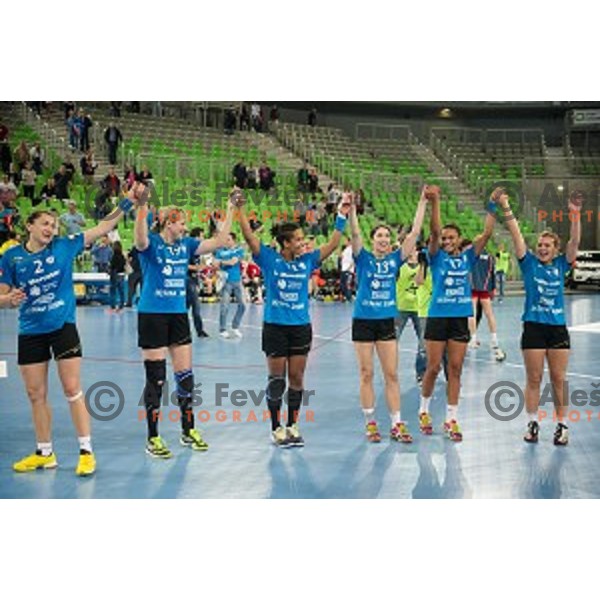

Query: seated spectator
left=259, top=163, right=275, bottom=191
left=233, top=160, right=247, bottom=189
left=0, top=230, right=19, bottom=256
left=124, top=164, right=138, bottom=190
left=21, top=162, right=36, bottom=200
left=297, top=161, right=309, bottom=193
left=103, top=167, right=121, bottom=198
left=246, top=164, right=257, bottom=190
left=14, top=141, right=29, bottom=170
left=137, top=165, right=153, bottom=185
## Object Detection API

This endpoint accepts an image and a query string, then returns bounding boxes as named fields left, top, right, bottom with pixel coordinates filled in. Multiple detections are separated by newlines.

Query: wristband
left=119, top=198, right=134, bottom=213
left=335, top=214, right=347, bottom=233
left=487, top=201, right=498, bottom=216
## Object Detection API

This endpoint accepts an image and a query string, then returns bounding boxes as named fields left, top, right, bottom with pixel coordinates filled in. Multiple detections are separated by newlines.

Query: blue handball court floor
left=1, top=295, right=600, bottom=499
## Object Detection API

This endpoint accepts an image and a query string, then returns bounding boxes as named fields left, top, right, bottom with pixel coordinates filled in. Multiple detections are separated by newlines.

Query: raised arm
left=132, top=184, right=150, bottom=252
left=238, top=202, right=261, bottom=256
left=401, top=188, right=429, bottom=260
left=197, top=192, right=236, bottom=256
left=497, top=190, right=527, bottom=260
left=319, top=194, right=351, bottom=262
left=427, top=186, right=442, bottom=256
left=566, top=191, right=583, bottom=264
left=473, top=187, right=502, bottom=256
left=348, top=194, right=363, bottom=257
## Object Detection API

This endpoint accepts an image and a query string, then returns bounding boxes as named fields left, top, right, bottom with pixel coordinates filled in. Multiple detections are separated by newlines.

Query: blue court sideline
left=1, top=295, right=600, bottom=499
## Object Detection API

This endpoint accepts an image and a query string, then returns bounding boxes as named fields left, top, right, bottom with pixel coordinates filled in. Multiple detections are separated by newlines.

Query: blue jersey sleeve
left=557, top=254, right=571, bottom=274
left=185, top=237, right=200, bottom=258
left=139, top=233, right=158, bottom=258
left=464, top=246, right=477, bottom=269
left=61, top=233, right=85, bottom=260
left=254, top=243, right=274, bottom=270
left=392, top=249, right=404, bottom=274
left=518, top=250, right=535, bottom=277
left=0, top=250, right=15, bottom=287
left=214, top=248, right=224, bottom=261
left=309, top=249, right=321, bottom=272
left=354, top=248, right=368, bottom=268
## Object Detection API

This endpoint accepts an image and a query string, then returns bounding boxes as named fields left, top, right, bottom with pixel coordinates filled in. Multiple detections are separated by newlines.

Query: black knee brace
left=144, top=360, right=167, bottom=411
left=267, top=375, right=286, bottom=405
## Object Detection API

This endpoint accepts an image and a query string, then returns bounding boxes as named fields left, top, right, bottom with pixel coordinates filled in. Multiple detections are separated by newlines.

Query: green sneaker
left=146, top=437, right=173, bottom=460
left=181, top=429, right=209, bottom=452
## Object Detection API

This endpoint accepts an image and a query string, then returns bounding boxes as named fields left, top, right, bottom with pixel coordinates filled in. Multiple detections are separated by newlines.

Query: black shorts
left=352, top=318, right=397, bottom=343
left=138, top=313, right=192, bottom=350
left=425, top=317, right=471, bottom=344
left=521, top=322, right=571, bottom=350
left=18, top=323, right=82, bottom=366
left=262, top=323, right=312, bottom=358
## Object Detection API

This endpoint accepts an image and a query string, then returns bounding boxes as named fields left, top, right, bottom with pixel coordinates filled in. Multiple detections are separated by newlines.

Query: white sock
left=78, top=436, right=93, bottom=454
left=491, top=333, right=499, bottom=348
left=419, top=396, right=432, bottom=414
left=446, top=405, right=458, bottom=423
left=527, top=412, right=538, bottom=424
left=363, top=408, right=376, bottom=424
left=37, top=442, right=53, bottom=457
left=390, top=412, right=401, bottom=426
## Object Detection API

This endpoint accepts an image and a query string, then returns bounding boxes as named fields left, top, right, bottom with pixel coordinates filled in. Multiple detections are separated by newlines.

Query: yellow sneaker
left=13, top=452, right=58, bottom=473
left=75, top=453, right=96, bottom=477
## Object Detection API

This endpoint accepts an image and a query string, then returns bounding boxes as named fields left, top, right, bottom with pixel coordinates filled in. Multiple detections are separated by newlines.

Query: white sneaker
left=231, top=329, right=243, bottom=339
left=468, top=339, right=480, bottom=350
left=220, top=331, right=231, bottom=339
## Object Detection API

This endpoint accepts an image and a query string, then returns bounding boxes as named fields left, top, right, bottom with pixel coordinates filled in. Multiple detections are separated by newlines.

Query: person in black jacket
left=108, top=241, right=127, bottom=313
left=126, top=246, right=143, bottom=307
left=104, top=123, right=123, bottom=165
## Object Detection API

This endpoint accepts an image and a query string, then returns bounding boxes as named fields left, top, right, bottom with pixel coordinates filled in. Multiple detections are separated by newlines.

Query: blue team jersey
left=0, top=235, right=84, bottom=335
left=428, top=247, right=478, bottom=318
left=138, top=233, right=200, bottom=314
left=519, top=251, right=571, bottom=326
left=353, top=249, right=404, bottom=320
left=215, top=247, right=245, bottom=284
left=253, top=243, right=321, bottom=326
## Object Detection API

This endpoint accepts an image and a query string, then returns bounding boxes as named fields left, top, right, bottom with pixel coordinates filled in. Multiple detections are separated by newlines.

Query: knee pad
left=67, top=391, right=84, bottom=403
left=144, top=360, right=166, bottom=411
left=266, top=376, right=286, bottom=402
left=175, top=369, right=194, bottom=405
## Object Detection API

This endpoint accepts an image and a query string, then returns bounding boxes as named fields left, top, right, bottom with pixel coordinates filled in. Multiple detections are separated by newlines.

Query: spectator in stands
left=110, top=102, right=122, bottom=118
left=14, top=141, right=29, bottom=170
left=39, top=177, right=56, bottom=206
left=62, top=157, right=76, bottom=182
left=66, top=109, right=80, bottom=150
left=259, top=163, right=275, bottom=191
left=29, top=143, right=44, bottom=175
left=0, top=230, right=19, bottom=256
left=21, top=162, right=36, bottom=201
left=326, top=183, right=339, bottom=215
left=0, top=122, right=8, bottom=142
left=270, top=105, right=280, bottom=126
left=246, top=164, right=257, bottom=190
left=59, top=201, right=86, bottom=236
left=124, top=164, right=137, bottom=190
left=104, top=167, right=121, bottom=198
left=232, top=160, right=247, bottom=189
left=240, top=103, right=250, bottom=131
left=53, top=165, right=70, bottom=201
left=297, top=161, right=309, bottom=193
left=317, top=198, right=329, bottom=237
left=104, top=122, right=123, bottom=165
left=308, top=168, right=319, bottom=195
left=224, top=108, right=237, bottom=135
left=308, top=107, right=318, bottom=127
left=137, top=165, right=153, bottom=185
left=251, top=103, right=263, bottom=132
left=80, top=151, right=97, bottom=186
left=90, top=235, right=113, bottom=273
left=495, top=243, right=510, bottom=303
left=64, top=101, right=75, bottom=120
left=79, top=109, right=93, bottom=152
left=355, top=188, right=366, bottom=215
left=0, top=141, right=11, bottom=174
left=125, top=246, right=143, bottom=308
